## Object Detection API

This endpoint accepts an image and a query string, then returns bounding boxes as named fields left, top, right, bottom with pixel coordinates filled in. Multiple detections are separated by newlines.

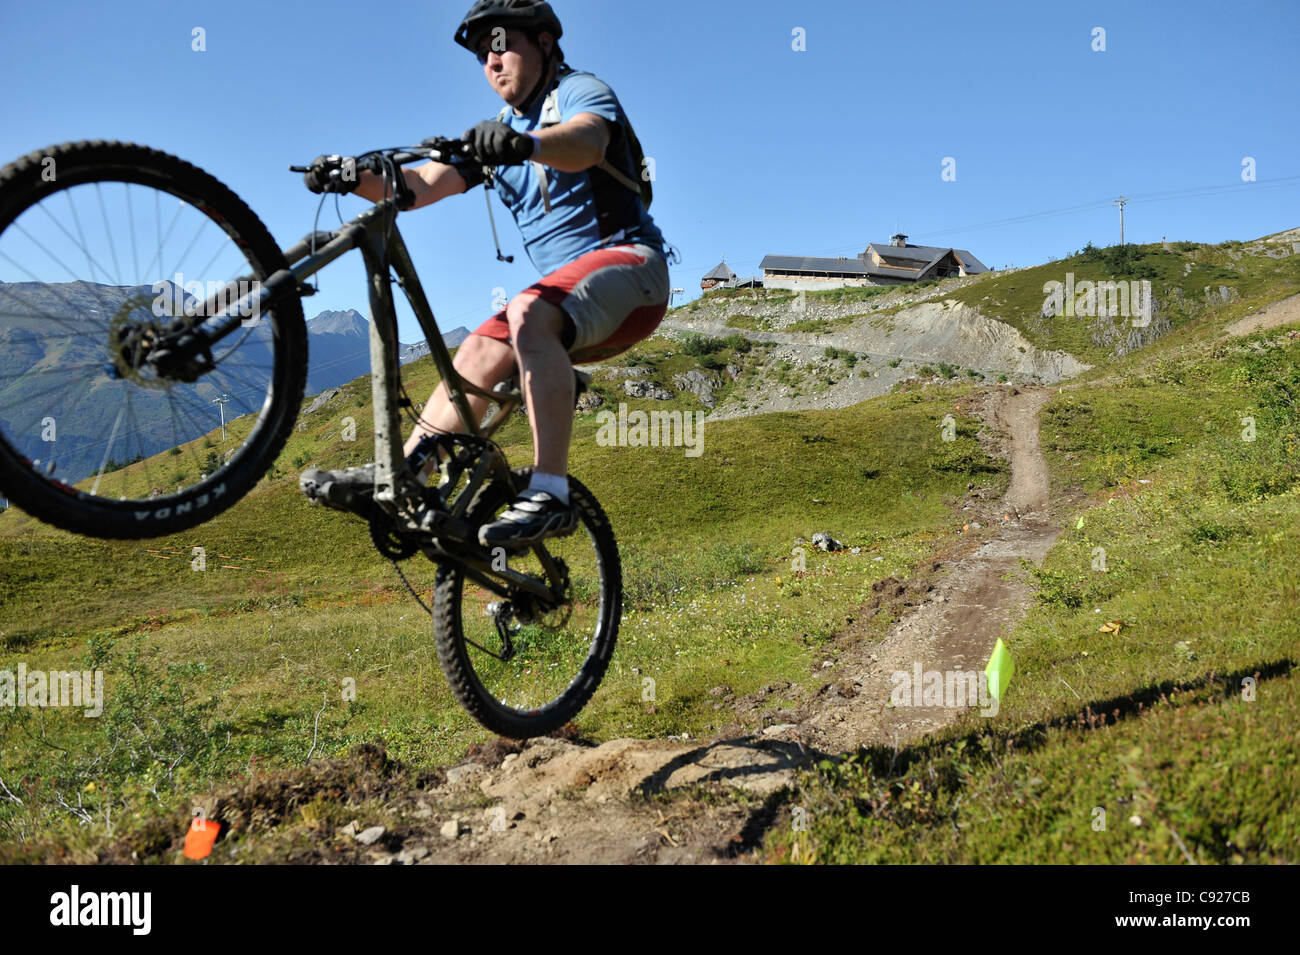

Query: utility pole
left=212, top=393, right=231, bottom=442
left=668, top=287, right=684, bottom=308
left=1113, top=195, right=1131, bottom=245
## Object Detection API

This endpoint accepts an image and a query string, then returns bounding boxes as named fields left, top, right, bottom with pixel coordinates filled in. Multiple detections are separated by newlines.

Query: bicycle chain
left=390, top=558, right=433, bottom=617
left=384, top=446, right=525, bottom=620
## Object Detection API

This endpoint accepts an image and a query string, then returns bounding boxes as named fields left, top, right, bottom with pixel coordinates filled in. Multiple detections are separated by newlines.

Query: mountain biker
left=299, top=0, right=672, bottom=547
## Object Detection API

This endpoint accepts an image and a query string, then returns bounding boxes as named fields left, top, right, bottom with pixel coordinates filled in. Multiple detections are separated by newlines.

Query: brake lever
left=289, top=154, right=367, bottom=189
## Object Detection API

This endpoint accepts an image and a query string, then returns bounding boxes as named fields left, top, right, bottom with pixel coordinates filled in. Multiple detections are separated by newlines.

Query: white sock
left=525, top=471, right=569, bottom=505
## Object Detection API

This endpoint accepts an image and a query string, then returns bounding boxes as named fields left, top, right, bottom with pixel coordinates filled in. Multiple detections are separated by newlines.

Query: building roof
left=702, top=261, right=737, bottom=281
left=763, top=243, right=990, bottom=279
left=867, top=243, right=938, bottom=263
left=868, top=243, right=988, bottom=273
left=759, top=255, right=873, bottom=275
left=951, top=249, right=989, bottom=272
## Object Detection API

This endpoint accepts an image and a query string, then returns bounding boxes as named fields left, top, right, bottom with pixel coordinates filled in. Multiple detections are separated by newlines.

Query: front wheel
left=433, top=469, right=621, bottom=738
left=0, top=140, right=306, bottom=538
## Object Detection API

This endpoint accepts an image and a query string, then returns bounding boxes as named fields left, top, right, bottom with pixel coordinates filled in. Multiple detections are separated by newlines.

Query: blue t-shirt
left=483, top=68, right=665, bottom=275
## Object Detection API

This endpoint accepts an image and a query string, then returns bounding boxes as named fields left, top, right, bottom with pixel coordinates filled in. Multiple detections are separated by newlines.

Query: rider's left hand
left=303, top=155, right=362, bottom=195
left=462, top=120, right=536, bottom=166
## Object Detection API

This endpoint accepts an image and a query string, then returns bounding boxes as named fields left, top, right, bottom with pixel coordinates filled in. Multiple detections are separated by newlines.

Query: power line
left=673, top=173, right=1300, bottom=276
left=1128, top=175, right=1300, bottom=205
left=910, top=174, right=1300, bottom=241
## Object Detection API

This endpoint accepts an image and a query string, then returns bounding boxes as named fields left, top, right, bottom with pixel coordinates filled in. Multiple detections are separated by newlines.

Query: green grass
left=588, top=334, right=768, bottom=412
left=723, top=314, right=774, bottom=332
left=798, top=283, right=922, bottom=306
left=687, top=287, right=795, bottom=306
left=943, top=240, right=1300, bottom=368
left=5, top=235, right=1295, bottom=861
left=0, top=336, right=1005, bottom=855
left=767, top=317, right=1300, bottom=864
left=785, top=315, right=859, bottom=334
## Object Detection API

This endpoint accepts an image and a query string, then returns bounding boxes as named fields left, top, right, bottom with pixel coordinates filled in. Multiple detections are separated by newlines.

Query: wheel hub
left=106, top=294, right=214, bottom=386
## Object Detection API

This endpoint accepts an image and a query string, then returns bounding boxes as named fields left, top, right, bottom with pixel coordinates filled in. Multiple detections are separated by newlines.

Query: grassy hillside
left=0, top=327, right=1006, bottom=856
left=681, top=236, right=1300, bottom=376
left=768, top=281, right=1300, bottom=863
left=942, top=237, right=1300, bottom=369
left=2, top=233, right=1296, bottom=862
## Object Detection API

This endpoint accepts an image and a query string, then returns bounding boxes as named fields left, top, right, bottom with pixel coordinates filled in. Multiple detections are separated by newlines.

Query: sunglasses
left=475, top=35, right=514, bottom=64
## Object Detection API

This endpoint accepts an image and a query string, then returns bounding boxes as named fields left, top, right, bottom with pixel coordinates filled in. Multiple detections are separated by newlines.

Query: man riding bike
left=299, top=0, right=671, bottom=547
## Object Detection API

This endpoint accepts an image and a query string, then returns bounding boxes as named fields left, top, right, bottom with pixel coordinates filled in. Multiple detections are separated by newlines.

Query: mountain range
left=0, top=280, right=470, bottom=484
left=304, top=308, right=470, bottom=395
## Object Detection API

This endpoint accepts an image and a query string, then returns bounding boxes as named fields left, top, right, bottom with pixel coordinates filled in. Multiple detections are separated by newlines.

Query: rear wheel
left=0, top=140, right=306, bottom=538
left=433, top=469, right=621, bottom=738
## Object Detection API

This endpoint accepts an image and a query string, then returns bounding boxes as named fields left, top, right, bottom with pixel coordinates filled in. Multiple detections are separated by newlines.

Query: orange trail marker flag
left=184, top=817, right=221, bottom=860
left=985, top=638, right=1014, bottom=703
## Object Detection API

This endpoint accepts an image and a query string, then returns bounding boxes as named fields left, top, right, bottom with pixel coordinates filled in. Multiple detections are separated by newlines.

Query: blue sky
left=3, top=0, right=1297, bottom=344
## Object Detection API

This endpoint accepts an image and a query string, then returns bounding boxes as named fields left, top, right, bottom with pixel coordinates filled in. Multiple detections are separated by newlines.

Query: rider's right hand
left=303, top=154, right=362, bottom=195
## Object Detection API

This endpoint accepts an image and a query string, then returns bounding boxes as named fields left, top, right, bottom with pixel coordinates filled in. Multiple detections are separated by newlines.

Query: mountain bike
left=0, top=139, right=620, bottom=738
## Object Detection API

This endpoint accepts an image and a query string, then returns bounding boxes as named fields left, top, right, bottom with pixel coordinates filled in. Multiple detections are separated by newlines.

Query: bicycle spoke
left=0, top=141, right=305, bottom=535
left=89, top=403, right=127, bottom=496
left=1, top=242, right=114, bottom=332
left=164, top=213, right=217, bottom=286
left=449, top=493, right=608, bottom=721
left=143, top=192, right=184, bottom=280
left=0, top=362, right=108, bottom=384
left=125, top=183, right=140, bottom=285
left=62, top=189, right=103, bottom=286
left=94, top=182, right=123, bottom=285
left=0, top=375, right=102, bottom=418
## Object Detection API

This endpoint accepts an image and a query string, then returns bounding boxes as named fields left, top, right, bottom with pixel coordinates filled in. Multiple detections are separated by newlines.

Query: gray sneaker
left=299, top=463, right=376, bottom=516
left=477, top=491, right=578, bottom=548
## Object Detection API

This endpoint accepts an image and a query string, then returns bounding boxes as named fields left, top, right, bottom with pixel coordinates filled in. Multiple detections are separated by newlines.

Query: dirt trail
left=351, top=387, right=1062, bottom=864
left=802, top=388, right=1058, bottom=753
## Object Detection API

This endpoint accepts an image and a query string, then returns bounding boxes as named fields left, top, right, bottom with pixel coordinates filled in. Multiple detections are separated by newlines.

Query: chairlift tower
left=213, top=393, right=231, bottom=442
left=1113, top=195, right=1131, bottom=246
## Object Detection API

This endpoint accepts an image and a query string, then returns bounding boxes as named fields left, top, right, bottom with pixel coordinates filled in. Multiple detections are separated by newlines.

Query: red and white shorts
left=471, top=243, right=670, bottom=364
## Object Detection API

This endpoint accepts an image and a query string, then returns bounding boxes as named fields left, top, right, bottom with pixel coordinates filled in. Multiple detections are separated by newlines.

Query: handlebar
left=288, top=137, right=475, bottom=175
left=288, top=138, right=480, bottom=210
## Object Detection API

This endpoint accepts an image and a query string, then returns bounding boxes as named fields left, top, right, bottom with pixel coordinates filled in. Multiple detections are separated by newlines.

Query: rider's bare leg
left=404, top=291, right=573, bottom=481
left=506, top=293, right=573, bottom=479
left=404, top=333, right=514, bottom=477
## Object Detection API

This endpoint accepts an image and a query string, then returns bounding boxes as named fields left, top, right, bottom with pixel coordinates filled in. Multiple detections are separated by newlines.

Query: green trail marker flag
left=985, top=638, right=1015, bottom=702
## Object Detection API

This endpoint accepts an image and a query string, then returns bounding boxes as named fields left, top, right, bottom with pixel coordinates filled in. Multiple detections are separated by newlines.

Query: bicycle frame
left=242, top=194, right=560, bottom=605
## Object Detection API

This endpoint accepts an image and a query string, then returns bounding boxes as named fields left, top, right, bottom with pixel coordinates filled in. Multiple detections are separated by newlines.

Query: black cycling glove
left=462, top=120, right=536, bottom=166
left=303, top=155, right=362, bottom=195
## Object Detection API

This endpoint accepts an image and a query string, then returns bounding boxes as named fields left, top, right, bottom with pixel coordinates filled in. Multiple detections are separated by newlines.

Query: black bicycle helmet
left=454, top=0, right=564, bottom=52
